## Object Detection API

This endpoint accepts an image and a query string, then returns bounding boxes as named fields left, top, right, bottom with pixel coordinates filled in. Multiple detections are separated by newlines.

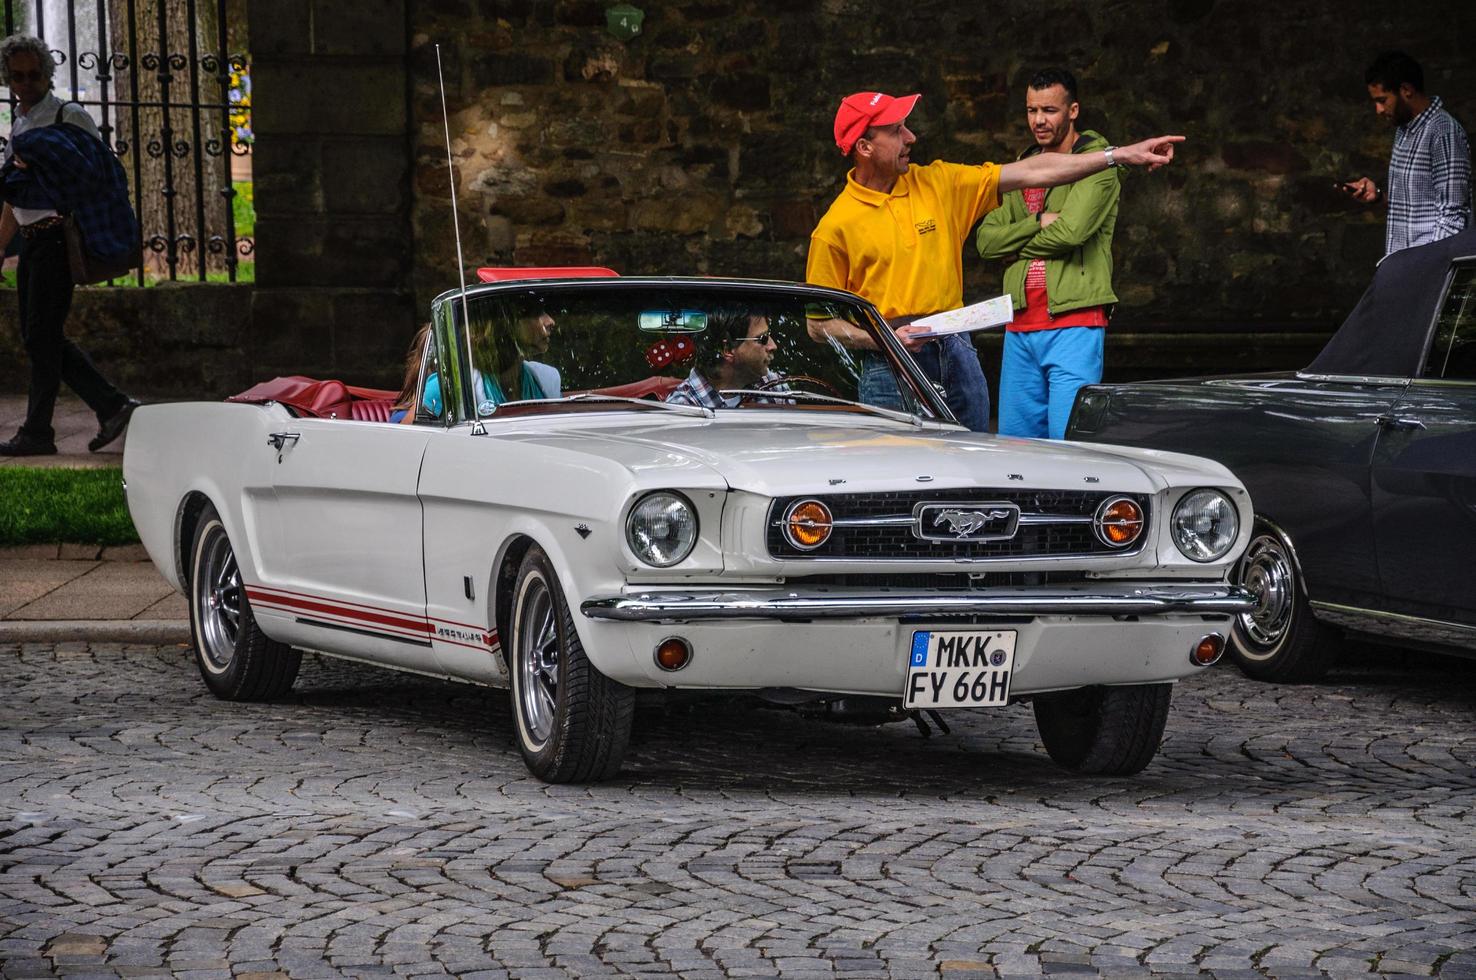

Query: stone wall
left=7, top=1, right=1471, bottom=398
left=247, top=0, right=416, bottom=389
left=410, top=0, right=1475, bottom=367
left=0, top=285, right=253, bottom=398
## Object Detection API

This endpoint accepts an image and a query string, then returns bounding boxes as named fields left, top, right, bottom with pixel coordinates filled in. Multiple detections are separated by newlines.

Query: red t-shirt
left=1009, top=187, right=1108, bottom=333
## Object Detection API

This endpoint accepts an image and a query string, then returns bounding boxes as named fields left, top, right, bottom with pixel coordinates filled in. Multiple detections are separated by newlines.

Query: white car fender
left=124, top=401, right=287, bottom=595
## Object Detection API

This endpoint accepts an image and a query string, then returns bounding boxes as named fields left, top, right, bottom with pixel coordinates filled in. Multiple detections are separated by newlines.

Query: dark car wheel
left=1033, top=683, right=1172, bottom=776
left=1229, top=524, right=1336, bottom=683
left=509, top=545, right=634, bottom=783
left=188, top=502, right=301, bottom=700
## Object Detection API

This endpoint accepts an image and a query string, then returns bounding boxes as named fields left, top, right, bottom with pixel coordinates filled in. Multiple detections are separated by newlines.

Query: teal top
left=422, top=363, right=550, bottom=417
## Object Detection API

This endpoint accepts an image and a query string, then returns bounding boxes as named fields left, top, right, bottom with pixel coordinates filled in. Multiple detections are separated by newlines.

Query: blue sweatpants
left=998, top=326, right=1104, bottom=439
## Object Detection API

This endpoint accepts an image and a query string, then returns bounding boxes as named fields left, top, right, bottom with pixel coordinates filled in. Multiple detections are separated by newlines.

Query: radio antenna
left=435, top=43, right=485, bottom=433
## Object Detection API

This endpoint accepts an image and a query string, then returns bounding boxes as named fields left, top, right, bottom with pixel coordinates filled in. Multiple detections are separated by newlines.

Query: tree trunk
left=109, top=0, right=231, bottom=279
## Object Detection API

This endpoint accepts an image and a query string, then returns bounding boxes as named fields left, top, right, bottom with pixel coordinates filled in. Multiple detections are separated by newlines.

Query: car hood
left=504, top=416, right=1222, bottom=496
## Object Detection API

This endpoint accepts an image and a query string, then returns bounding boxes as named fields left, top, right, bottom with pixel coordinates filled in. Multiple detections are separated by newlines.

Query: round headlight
left=1172, top=489, right=1239, bottom=562
left=1093, top=495, right=1145, bottom=548
left=626, top=492, right=698, bottom=567
left=783, top=499, right=833, bottom=550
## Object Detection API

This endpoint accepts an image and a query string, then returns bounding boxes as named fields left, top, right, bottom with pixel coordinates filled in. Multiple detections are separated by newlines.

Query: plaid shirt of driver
left=666, top=369, right=785, bottom=409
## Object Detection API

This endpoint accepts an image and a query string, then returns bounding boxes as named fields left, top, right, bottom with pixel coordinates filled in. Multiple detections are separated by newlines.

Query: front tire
left=1033, top=683, right=1172, bottom=776
left=188, top=503, right=300, bottom=700
left=509, top=546, right=633, bottom=783
left=1229, top=524, right=1336, bottom=683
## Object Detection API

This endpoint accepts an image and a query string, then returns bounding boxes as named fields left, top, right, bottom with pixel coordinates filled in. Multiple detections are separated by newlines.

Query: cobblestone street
left=2, top=642, right=1473, bottom=979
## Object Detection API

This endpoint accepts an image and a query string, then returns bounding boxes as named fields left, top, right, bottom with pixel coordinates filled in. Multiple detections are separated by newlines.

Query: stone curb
left=0, top=620, right=189, bottom=645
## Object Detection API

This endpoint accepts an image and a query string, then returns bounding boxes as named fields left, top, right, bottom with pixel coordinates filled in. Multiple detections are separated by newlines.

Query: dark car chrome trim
left=1309, top=602, right=1476, bottom=653
left=582, top=585, right=1256, bottom=622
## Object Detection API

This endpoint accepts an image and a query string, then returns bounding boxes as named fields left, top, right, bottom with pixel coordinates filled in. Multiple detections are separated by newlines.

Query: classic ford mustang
left=124, top=271, right=1255, bottom=782
left=1067, top=230, right=1476, bottom=682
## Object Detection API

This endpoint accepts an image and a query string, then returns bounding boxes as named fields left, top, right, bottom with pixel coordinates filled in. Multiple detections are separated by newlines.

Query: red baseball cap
left=833, top=91, right=921, bottom=155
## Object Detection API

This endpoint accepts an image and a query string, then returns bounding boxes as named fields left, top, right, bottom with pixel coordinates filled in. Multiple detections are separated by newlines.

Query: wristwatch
left=1104, top=145, right=1118, bottom=168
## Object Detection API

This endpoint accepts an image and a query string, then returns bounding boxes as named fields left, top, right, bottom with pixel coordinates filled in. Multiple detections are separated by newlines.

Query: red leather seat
left=349, top=399, right=396, bottom=422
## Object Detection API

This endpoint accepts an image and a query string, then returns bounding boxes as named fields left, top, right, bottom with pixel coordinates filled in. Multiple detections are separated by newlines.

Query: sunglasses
left=7, top=70, right=45, bottom=82
left=730, top=330, right=772, bottom=346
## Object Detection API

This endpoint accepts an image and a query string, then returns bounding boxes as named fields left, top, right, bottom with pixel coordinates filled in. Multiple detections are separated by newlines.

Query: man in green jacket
left=976, top=68, right=1120, bottom=439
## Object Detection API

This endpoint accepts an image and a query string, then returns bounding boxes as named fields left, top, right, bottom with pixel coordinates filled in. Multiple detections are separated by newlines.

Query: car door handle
left=1376, top=415, right=1426, bottom=431
left=267, top=431, right=301, bottom=450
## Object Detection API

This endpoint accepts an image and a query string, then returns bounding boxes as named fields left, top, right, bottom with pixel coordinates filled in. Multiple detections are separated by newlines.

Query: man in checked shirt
left=1343, top=51, right=1471, bottom=259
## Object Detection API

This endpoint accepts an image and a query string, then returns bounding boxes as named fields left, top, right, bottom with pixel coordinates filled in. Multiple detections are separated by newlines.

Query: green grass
left=233, top=179, right=255, bottom=238
left=0, top=466, right=140, bottom=545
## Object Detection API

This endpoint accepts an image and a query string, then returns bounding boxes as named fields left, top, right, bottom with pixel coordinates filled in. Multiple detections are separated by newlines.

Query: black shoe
left=89, top=398, right=141, bottom=452
left=0, top=431, right=59, bottom=457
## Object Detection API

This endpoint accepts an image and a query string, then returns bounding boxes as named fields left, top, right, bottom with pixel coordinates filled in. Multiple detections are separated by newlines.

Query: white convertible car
left=124, top=270, right=1255, bottom=782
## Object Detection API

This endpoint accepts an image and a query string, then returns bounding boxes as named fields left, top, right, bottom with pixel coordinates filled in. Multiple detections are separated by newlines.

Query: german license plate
left=904, top=630, right=1017, bottom=708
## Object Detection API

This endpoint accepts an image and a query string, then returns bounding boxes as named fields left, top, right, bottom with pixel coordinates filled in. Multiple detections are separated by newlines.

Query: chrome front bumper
left=581, top=584, right=1256, bottom=623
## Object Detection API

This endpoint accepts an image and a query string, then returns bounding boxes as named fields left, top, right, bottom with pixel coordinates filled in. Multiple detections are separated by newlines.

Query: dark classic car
left=1067, top=229, right=1476, bottom=681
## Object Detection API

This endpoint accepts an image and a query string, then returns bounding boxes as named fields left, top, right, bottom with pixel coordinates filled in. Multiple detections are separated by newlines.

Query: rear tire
left=1033, top=683, right=1172, bottom=776
left=188, top=503, right=300, bottom=700
left=509, top=545, right=634, bottom=783
left=1229, top=523, right=1337, bottom=683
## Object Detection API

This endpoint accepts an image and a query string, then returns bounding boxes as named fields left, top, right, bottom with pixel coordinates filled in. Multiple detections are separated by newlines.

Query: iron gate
left=2, top=0, right=251, bottom=283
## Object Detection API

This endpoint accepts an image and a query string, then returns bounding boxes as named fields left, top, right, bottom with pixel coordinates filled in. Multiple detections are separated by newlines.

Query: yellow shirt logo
left=915, top=218, right=937, bottom=236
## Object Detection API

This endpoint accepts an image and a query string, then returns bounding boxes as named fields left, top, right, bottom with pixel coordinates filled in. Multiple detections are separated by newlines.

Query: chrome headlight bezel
left=1092, top=495, right=1145, bottom=549
left=1171, top=488, right=1239, bottom=563
left=625, top=491, right=699, bottom=568
left=782, top=498, right=834, bottom=551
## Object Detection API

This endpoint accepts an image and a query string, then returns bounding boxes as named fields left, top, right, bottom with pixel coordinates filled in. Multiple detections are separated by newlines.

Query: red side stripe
left=246, top=586, right=500, bottom=651
left=245, top=588, right=432, bottom=635
left=247, top=584, right=491, bottom=635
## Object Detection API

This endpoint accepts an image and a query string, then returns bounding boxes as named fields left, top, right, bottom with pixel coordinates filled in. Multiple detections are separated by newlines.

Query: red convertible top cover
left=227, top=376, right=397, bottom=419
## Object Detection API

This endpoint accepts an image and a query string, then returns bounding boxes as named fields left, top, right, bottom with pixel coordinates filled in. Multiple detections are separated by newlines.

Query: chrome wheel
left=515, top=570, right=560, bottom=747
left=1235, top=533, right=1296, bottom=653
left=187, top=503, right=300, bottom=700
left=194, top=525, right=242, bottom=673
left=508, top=545, right=634, bottom=783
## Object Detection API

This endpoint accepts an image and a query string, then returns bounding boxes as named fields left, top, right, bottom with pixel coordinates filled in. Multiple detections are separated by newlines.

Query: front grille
left=767, top=488, right=1150, bottom=561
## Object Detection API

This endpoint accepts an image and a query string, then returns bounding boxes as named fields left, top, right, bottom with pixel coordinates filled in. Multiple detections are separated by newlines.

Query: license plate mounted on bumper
left=904, top=629, right=1017, bottom=708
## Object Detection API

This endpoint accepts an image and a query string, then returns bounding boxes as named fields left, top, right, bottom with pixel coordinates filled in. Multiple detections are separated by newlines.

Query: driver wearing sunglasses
left=666, top=307, right=784, bottom=410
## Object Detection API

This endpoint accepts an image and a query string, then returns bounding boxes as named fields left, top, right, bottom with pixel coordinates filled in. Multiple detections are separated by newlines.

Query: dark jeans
left=16, top=228, right=126, bottom=442
left=859, top=333, right=992, bottom=432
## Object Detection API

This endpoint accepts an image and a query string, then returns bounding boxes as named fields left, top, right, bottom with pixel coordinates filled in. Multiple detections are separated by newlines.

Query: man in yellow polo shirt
left=807, top=91, right=1182, bottom=431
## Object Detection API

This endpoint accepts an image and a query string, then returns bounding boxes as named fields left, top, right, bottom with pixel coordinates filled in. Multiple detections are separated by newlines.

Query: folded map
left=910, top=295, right=1015, bottom=337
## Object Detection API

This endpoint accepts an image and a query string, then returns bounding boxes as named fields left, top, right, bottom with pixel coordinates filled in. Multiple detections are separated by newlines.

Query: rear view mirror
left=639, top=309, right=708, bottom=333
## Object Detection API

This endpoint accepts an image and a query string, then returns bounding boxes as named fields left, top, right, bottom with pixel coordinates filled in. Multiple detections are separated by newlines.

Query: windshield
left=427, top=283, right=947, bottom=422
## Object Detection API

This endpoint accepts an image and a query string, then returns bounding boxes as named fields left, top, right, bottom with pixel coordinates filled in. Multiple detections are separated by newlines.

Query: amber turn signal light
left=654, top=637, right=692, bottom=672
left=783, top=499, right=833, bottom=550
left=1094, top=496, right=1145, bottom=548
left=1191, top=633, right=1225, bottom=667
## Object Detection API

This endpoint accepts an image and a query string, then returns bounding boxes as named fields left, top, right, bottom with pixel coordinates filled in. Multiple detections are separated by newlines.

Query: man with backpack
left=0, top=33, right=137, bottom=456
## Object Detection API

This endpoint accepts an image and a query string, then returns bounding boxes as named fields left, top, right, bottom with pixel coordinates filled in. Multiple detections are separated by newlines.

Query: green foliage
left=232, top=180, right=255, bottom=237
left=0, top=467, right=140, bottom=545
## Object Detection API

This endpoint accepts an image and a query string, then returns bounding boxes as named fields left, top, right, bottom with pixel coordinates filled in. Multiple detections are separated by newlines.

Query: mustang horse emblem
left=934, top=508, right=1015, bottom=538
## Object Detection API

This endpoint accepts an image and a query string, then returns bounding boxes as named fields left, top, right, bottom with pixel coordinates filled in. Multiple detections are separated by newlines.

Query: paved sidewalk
left=2, top=393, right=188, bottom=642
left=0, top=392, right=128, bottom=469
left=0, top=543, right=189, bottom=643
